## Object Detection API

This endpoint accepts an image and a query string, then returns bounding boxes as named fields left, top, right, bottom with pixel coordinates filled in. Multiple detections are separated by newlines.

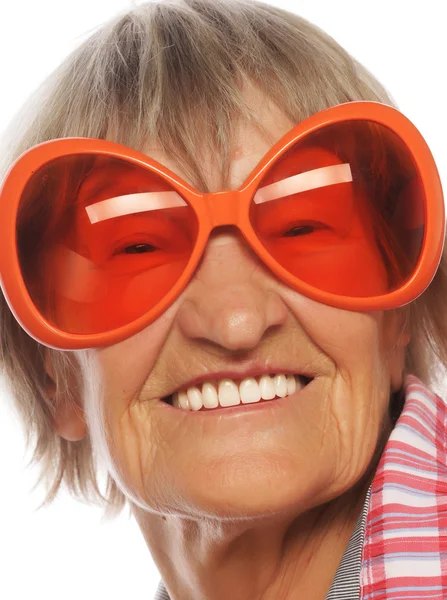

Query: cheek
left=96, top=307, right=176, bottom=399
left=87, top=313, right=176, bottom=507
left=285, top=293, right=387, bottom=372
left=109, top=401, right=173, bottom=510
left=284, top=296, right=393, bottom=479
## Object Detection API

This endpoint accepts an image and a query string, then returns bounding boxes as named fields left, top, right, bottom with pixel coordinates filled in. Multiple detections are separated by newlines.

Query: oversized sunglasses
left=0, top=101, right=444, bottom=351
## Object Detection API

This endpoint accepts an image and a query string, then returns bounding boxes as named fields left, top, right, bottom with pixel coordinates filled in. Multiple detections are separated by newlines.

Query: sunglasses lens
left=17, top=154, right=198, bottom=334
left=250, top=120, right=425, bottom=298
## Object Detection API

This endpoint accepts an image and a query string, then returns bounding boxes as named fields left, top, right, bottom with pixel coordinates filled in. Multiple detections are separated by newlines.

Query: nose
left=176, top=230, right=288, bottom=351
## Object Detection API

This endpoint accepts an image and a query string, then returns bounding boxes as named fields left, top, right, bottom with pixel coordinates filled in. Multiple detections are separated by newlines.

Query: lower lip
left=156, top=380, right=313, bottom=417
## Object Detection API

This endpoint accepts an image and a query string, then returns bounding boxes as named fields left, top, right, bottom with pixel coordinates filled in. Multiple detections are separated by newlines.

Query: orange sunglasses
left=0, top=101, right=444, bottom=351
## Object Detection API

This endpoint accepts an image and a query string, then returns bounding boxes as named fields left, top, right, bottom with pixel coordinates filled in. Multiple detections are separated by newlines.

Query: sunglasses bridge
left=202, top=189, right=242, bottom=228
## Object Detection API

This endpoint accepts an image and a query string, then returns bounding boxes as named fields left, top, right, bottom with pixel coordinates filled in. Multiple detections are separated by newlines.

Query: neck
left=133, top=476, right=371, bottom=600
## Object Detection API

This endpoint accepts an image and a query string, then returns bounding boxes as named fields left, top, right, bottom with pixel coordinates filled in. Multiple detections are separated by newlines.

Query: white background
left=0, top=2, right=446, bottom=599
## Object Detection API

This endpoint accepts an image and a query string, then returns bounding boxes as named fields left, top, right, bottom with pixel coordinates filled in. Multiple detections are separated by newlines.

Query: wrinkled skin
left=47, top=93, right=409, bottom=600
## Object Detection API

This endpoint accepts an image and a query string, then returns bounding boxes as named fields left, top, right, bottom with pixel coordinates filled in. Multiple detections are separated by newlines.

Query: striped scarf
left=361, top=374, right=447, bottom=599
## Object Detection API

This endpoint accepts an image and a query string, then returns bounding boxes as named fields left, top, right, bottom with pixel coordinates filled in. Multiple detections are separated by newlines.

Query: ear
left=384, top=309, right=411, bottom=392
left=44, top=351, right=88, bottom=442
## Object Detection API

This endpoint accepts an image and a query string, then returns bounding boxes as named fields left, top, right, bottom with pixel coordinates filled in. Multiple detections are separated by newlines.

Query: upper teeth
left=172, top=374, right=303, bottom=411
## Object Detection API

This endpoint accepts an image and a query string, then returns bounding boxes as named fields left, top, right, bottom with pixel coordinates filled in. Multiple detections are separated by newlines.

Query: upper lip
left=159, top=365, right=315, bottom=399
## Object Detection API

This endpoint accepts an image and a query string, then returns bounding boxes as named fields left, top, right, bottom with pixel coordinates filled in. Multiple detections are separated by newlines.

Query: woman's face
left=56, top=96, right=409, bottom=518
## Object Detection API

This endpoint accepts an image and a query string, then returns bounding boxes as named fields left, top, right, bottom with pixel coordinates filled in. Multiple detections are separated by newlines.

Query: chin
left=177, top=465, right=326, bottom=521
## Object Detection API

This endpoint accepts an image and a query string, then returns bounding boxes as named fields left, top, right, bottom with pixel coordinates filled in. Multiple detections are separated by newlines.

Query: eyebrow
left=84, top=163, right=353, bottom=224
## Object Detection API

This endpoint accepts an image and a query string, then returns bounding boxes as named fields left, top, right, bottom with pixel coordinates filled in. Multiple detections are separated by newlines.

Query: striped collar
left=326, top=485, right=370, bottom=599
left=154, top=375, right=447, bottom=600
left=361, top=374, right=447, bottom=599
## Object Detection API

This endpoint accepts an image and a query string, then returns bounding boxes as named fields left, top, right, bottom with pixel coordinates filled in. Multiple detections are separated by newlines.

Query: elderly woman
left=0, top=0, right=446, bottom=598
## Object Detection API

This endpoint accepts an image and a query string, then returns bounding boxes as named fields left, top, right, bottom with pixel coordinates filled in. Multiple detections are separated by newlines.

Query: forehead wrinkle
left=141, top=100, right=295, bottom=192
left=189, top=110, right=291, bottom=192
left=141, top=134, right=229, bottom=193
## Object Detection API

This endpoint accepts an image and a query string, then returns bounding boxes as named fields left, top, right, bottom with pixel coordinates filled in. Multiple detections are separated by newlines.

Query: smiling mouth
left=162, top=374, right=312, bottom=411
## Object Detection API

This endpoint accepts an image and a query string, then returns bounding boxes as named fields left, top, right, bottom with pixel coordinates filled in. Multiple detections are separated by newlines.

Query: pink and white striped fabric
left=361, top=374, right=447, bottom=599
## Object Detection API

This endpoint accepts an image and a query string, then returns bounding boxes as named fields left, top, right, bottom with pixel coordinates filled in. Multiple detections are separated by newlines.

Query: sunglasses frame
left=0, top=101, right=445, bottom=350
